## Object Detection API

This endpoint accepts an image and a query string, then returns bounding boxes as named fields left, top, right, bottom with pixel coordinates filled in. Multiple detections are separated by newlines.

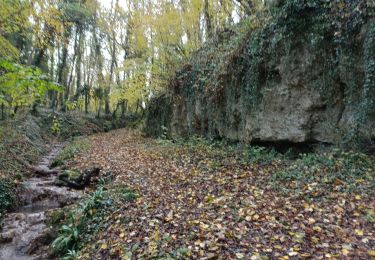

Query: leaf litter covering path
left=68, top=129, right=374, bottom=259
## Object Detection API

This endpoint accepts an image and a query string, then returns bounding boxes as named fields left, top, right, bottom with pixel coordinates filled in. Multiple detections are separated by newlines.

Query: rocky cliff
left=146, top=1, right=375, bottom=145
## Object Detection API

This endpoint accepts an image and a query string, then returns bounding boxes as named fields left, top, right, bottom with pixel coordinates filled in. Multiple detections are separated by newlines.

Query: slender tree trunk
left=62, top=30, right=79, bottom=111
left=121, top=100, right=127, bottom=118
left=75, top=25, right=84, bottom=101
left=57, top=29, right=70, bottom=86
left=33, top=48, right=45, bottom=68
left=49, top=46, right=58, bottom=109
left=204, top=0, right=213, bottom=39
left=84, top=84, right=89, bottom=114
left=1, top=103, right=4, bottom=120
left=57, top=38, right=69, bottom=110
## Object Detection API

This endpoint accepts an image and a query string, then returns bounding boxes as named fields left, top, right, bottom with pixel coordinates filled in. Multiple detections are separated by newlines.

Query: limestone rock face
left=146, top=16, right=375, bottom=144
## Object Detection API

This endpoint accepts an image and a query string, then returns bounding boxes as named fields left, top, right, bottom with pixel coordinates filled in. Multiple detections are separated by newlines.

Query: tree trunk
left=56, top=168, right=101, bottom=189
left=84, top=84, right=89, bottom=114
left=1, top=103, right=4, bottom=120
left=204, top=0, right=213, bottom=39
left=62, top=30, right=78, bottom=111
left=75, top=25, right=84, bottom=101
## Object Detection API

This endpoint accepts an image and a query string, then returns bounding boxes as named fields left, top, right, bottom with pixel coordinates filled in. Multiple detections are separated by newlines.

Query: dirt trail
left=70, top=129, right=374, bottom=259
left=0, top=144, right=81, bottom=260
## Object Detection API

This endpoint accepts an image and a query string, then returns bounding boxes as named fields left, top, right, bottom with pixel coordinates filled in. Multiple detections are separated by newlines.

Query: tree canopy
left=0, top=0, right=259, bottom=117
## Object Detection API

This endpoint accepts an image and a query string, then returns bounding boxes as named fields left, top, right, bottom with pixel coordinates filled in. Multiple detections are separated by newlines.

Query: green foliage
left=118, top=186, right=138, bottom=202
left=360, top=20, right=375, bottom=129
left=244, top=146, right=281, bottom=164
left=62, top=250, right=79, bottom=260
left=52, top=187, right=106, bottom=256
left=52, top=222, right=79, bottom=253
left=0, top=36, right=19, bottom=60
left=0, top=59, right=61, bottom=108
left=64, top=100, right=80, bottom=111
left=60, top=2, right=94, bottom=26
left=51, top=116, right=61, bottom=135
left=148, top=0, right=375, bottom=144
left=173, top=246, right=192, bottom=258
left=52, top=185, right=137, bottom=258
left=0, top=119, right=42, bottom=178
left=52, top=138, right=90, bottom=167
left=160, top=125, right=169, bottom=139
left=0, top=178, right=14, bottom=218
left=272, top=150, right=375, bottom=196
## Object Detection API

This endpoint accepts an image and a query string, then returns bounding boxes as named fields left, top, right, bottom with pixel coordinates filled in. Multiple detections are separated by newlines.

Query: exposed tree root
left=10, top=149, right=101, bottom=189
left=55, top=168, right=101, bottom=190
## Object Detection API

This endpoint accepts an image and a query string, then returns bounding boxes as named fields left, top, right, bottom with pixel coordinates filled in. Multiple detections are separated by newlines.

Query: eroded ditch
left=0, top=144, right=81, bottom=259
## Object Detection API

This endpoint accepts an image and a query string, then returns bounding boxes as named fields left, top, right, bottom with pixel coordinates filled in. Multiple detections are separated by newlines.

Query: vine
left=361, top=21, right=375, bottom=129
left=147, top=0, right=375, bottom=144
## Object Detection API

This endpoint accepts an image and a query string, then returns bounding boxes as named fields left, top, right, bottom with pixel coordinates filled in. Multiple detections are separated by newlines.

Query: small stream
left=0, top=144, right=81, bottom=259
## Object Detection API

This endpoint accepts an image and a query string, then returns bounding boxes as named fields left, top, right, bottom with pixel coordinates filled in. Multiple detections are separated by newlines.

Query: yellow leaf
left=367, top=251, right=375, bottom=257
left=119, top=233, right=125, bottom=238
left=355, top=195, right=362, bottom=200
left=200, top=222, right=210, bottom=230
left=308, top=218, right=316, bottom=224
left=313, top=226, right=322, bottom=232
left=355, top=229, right=364, bottom=236
left=342, top=248, right=350, bottom=256
left=205, top=194, right=215, bottom=203
left=311, top=236, right=319, bottom=244
left=101, top=243, right=108, bottom=250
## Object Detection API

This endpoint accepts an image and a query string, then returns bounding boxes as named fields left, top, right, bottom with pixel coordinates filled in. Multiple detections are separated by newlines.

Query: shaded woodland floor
left=53, top=129, right=375, bottom=259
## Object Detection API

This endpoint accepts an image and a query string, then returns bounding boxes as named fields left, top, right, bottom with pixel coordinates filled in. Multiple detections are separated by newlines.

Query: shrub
left=0, top=178, right=15, bottom=218
left=245, top=146, right=281, bottom=164
left=272, top=150, right=375, bottom=196
left=51, top=185, right=137, bottom=258
left=52, top=187, right=106, bottom=256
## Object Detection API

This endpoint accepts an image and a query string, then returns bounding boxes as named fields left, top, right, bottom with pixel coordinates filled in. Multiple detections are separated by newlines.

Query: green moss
left=52, top=139, right=90, bottom=167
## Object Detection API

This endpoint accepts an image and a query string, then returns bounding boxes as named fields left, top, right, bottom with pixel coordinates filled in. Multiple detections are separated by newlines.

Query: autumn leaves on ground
left=51, top=129, right=375, bottom=259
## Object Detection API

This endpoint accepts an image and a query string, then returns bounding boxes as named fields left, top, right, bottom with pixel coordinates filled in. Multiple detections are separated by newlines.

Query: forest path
left=68, top=129, right=374, bottom=259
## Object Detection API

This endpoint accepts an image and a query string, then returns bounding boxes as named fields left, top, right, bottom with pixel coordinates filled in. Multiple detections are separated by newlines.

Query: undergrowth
left=52, top=138, right=90, bottom=167
left=157, top=135, right=283, bottom=166
left=0, top=122, right=42, bottom=179
left=51, top=185, right=138, bottom=259
left=158, top=136, right=374, bottom=199
left=272, top=150, right=375, bottom=197
left=0, top=178, right=15, bottom=219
